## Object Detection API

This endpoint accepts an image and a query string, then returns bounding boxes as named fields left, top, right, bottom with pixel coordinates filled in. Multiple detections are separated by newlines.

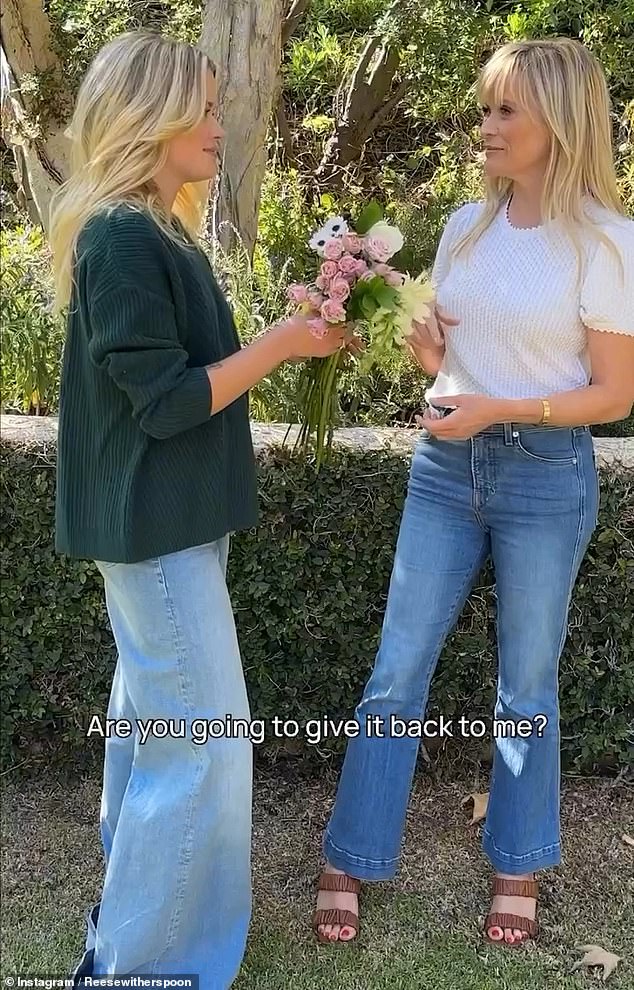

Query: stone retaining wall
left=2, top=415, right=633, bottom=468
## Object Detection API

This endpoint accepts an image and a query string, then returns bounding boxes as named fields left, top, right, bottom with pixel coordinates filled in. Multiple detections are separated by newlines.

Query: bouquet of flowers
left=286, top=201, right=435, bottom=469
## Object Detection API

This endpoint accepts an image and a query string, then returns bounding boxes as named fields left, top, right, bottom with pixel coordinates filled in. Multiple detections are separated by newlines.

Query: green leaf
left=390, top=246, right=415, bottom=275
left=361, top=295, right=378, bottom=318
left=355, top=200, right=384, bottom=235
left=375, top=285, right=399, bottom=310
left=364, top=276, right=386, bottom=297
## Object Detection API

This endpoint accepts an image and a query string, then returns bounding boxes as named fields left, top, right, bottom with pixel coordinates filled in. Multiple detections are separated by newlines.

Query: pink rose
left=287, top=283, right=309, bottom=304
left=321, top=298, right=346, bottom=323
left=323, top=238, right=344, bottom=261
left=320, top=260, right=339, bottom=279
left=307, top=291, right=324, bottom=309
left=360, top=269, right=375, bottom=281
left=315, top=274, right=330, bottom=292
left=372, top=263, right=405, bottom=287
left=353, top=258, right=369, bottom=277
left=337, top=255, right=358, bottom=280
left=307, top=317, right=329, bottom=339
left=364, top=235, right=392, bottom=263
left=328, top=277, right=351, bottom=304
left=342, top=233, right=363, bottom=255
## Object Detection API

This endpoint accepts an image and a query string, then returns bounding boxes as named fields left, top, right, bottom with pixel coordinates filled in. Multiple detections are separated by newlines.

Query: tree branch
left=346, top=35, right=382, bottom=101
left=317, top=33, right=405, bottom=184
left=282, top=0, right=309, bottom=47
left=275, top=0, right=310, bottom=169
left=275, top=96, right=294, bottom=164
left=363, top=77, right=408, bottom=138
left=367, top=44, right=400, bottom=98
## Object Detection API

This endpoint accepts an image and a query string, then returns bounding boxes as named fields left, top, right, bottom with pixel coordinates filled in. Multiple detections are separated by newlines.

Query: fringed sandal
left=484, top=876, right=539, bottom=945
left=313, top=871, right=360, bottom=943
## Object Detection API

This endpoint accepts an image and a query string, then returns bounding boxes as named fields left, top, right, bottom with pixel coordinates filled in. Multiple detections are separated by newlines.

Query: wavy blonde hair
left=455, top=38, right=625, bottom=265
left=49, top=30, right=214, bottom=312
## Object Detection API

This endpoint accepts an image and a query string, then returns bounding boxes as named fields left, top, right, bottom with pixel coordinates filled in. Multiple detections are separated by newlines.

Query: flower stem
left=295, top=349, right=343, bottom=471
left=315, top=350, right=342, bottom=470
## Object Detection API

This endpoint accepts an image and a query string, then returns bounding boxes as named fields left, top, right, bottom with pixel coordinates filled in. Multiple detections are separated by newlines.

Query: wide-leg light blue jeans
left=323, top=423, right=599, bottom=879
left=73, top=536, right=252, bottom=989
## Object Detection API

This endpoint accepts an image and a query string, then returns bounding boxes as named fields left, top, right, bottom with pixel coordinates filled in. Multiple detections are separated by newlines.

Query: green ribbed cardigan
left=55, top=206, right=259, bottom=563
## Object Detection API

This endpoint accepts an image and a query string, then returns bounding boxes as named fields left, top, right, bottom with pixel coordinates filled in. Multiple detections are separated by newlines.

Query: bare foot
left=487, top=871, right=537, bottom=944
left=315, top=863, right=359, bottom=942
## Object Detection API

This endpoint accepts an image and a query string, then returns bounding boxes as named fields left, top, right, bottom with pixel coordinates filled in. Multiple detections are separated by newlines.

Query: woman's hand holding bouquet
left=286, top=202, right=436, bottom=468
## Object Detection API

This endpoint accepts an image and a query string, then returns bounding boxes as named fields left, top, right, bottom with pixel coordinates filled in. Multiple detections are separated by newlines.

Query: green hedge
left=1, top=436, right=633, bottom=775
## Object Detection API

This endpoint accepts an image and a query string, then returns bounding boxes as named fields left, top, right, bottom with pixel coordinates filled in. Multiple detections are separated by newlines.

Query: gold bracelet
left=540, top=399, right=551, bottom=425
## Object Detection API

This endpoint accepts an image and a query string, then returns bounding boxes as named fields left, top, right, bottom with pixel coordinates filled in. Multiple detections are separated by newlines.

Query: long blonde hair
left=456, top=38, right=625, bottom=262
left=49, top=31, right=213, bottom=312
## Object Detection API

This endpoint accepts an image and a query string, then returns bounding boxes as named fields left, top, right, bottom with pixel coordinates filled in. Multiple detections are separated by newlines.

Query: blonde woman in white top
left=313, top=38, right=634, bottom=947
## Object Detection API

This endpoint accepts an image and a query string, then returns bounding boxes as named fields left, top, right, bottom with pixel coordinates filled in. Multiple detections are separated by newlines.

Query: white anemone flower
left=309, top=215, right=349, bottom=255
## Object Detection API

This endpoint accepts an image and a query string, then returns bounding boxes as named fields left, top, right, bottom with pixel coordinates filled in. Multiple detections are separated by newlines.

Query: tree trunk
left=0, top=1, right=72, bottom=231
left=201, top=0, right=284, bottom=258
left=317, top=36, right=406, bottom=187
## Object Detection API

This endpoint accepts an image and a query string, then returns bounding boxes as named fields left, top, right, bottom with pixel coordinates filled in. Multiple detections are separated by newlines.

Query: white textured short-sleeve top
left=426, top=200, right=634, bottom=402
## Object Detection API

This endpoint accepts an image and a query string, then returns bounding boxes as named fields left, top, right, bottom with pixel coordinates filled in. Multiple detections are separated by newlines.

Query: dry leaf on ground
left=572, top=944, right=621, bottom=982
left=461, top=791, right=489, bottom=825
left=621, top=833, right=634, bottom=848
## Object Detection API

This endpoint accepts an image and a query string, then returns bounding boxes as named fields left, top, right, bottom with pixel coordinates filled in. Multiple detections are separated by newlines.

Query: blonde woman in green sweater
left=50, top=31, right=347, bottom=988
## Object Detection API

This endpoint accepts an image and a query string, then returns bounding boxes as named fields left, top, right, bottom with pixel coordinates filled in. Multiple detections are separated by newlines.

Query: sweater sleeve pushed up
left=89, top=286, right=212, bottom=438
left=81, top=210, right=212, bottom=439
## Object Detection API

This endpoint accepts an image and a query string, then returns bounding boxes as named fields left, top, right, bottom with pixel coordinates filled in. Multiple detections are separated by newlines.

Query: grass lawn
left=1, top=765, right=632, bottom=989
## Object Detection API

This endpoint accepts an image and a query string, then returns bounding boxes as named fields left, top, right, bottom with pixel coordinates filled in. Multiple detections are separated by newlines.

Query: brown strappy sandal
left=484, top=876, right=539, bottom=944
left=312, top=871, right=360, bottom=943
